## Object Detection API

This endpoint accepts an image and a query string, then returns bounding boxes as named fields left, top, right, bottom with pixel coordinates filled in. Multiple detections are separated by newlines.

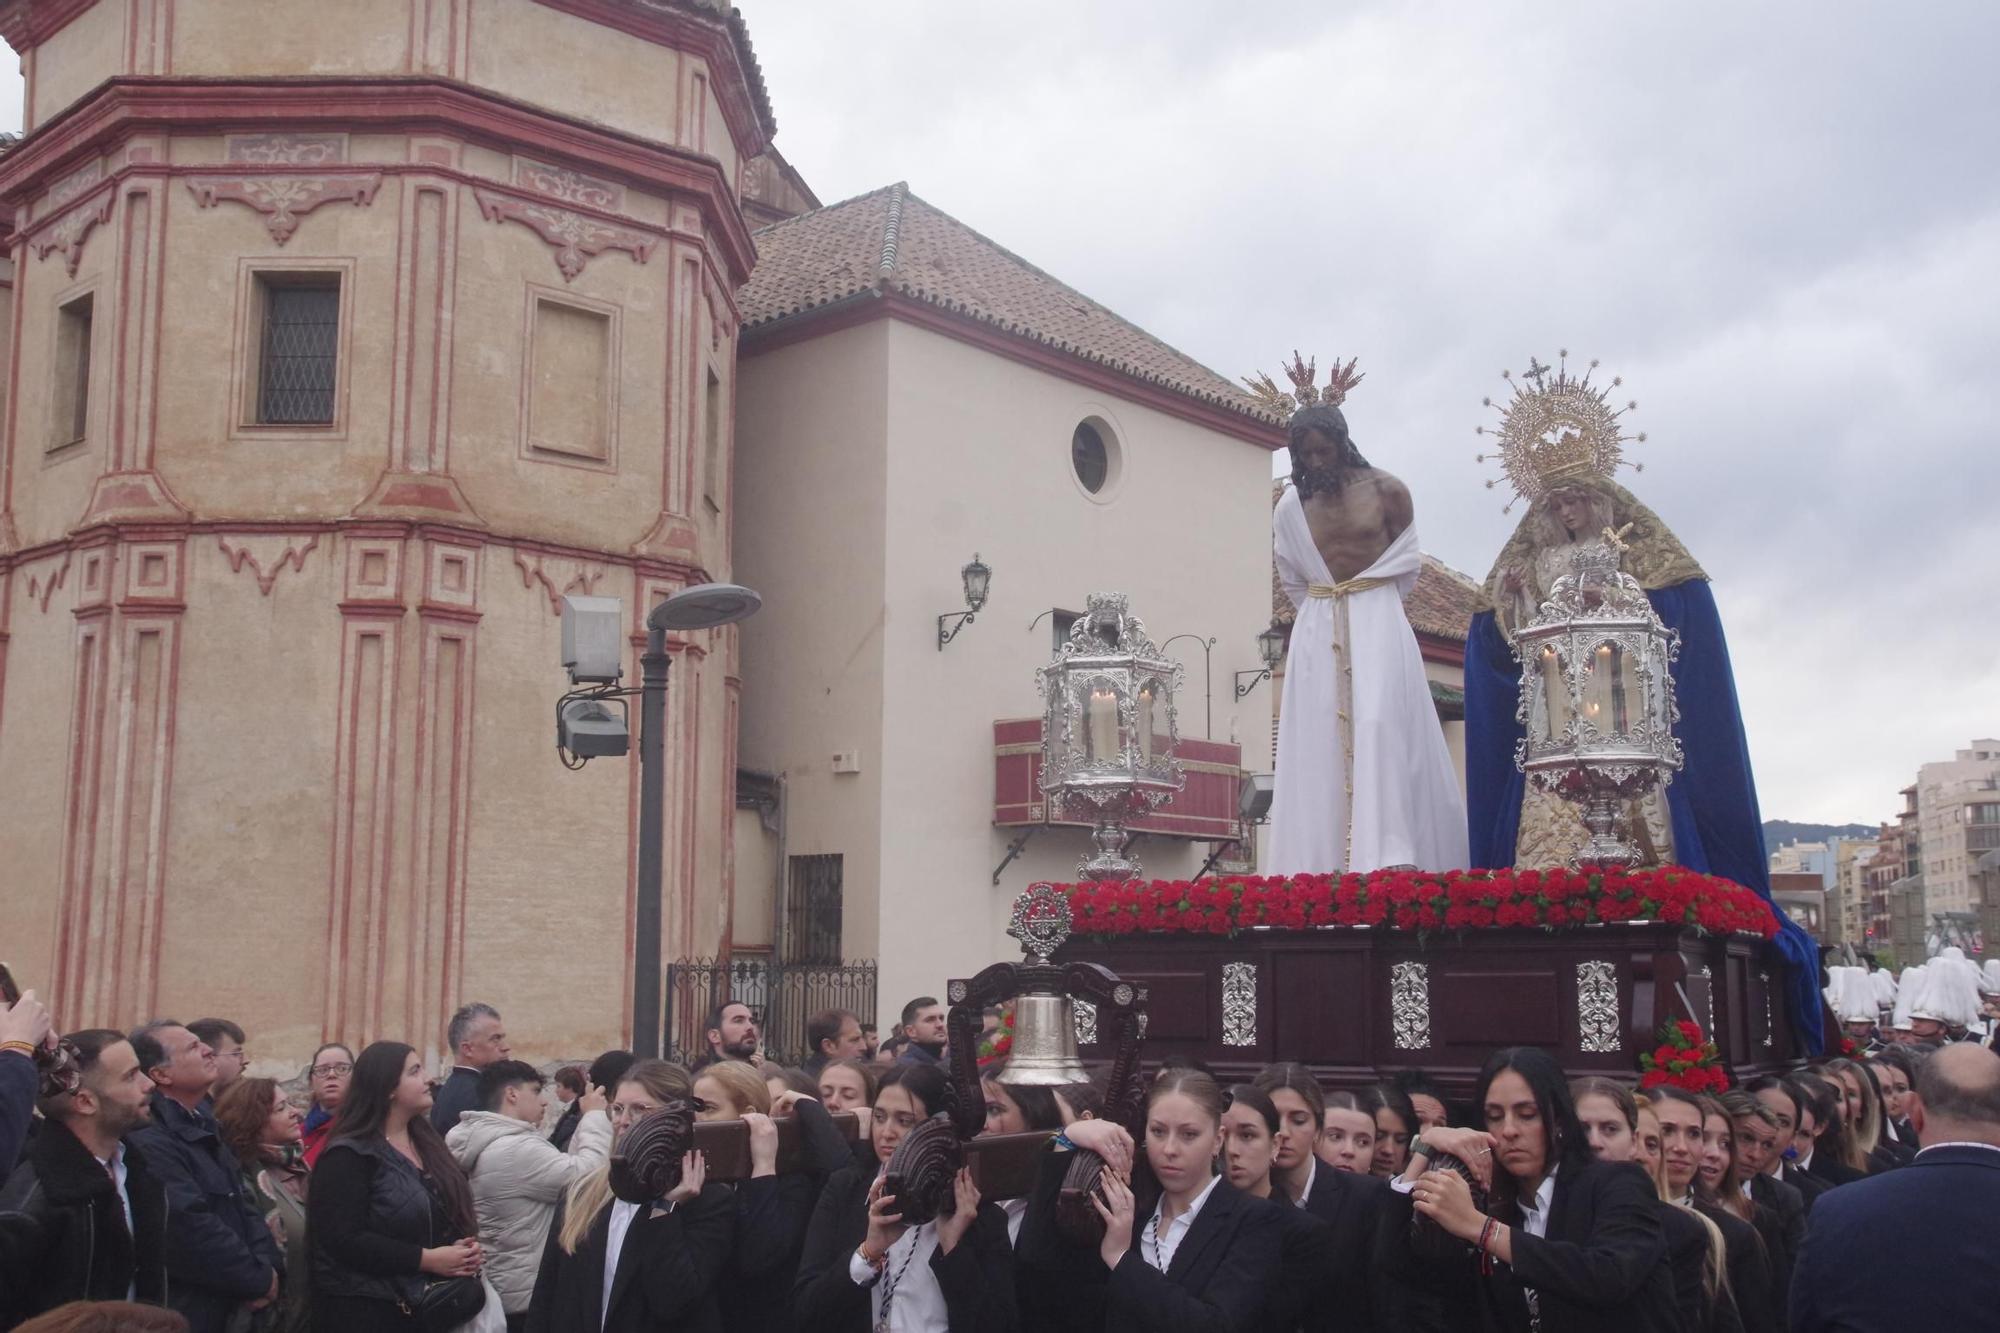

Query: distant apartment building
left=1916, top=740, right=2000, bottom=914
left=1769, top=840, right=1830, bottom=878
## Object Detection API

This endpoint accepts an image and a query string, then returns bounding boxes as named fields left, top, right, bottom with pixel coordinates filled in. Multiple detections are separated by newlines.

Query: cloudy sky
left=3, top=2, right=1992, bottom=825
left=733, top=0, right=1998, bottom=826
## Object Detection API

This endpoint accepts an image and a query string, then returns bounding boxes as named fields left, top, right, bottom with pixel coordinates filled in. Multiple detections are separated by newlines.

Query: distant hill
left=1763, top=820, right=1876, bottom=849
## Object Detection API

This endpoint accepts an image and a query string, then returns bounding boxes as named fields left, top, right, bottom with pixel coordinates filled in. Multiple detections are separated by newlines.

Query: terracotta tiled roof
left=1268, top=483, right=1482, bottom=642
left=740, top=183, right=1277, bottom=422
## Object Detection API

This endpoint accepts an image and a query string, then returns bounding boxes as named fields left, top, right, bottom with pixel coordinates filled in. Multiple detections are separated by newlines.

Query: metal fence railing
left=663, top=956, right=878, bottom=1068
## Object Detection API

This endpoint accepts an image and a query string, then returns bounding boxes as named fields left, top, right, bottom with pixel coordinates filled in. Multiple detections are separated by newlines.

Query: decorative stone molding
left=226, top=133, right=347, bottom=165
left=512, top=549, right=606, bottom=615
left=473, top=188, right=657, bottom=281
left=1576, top=960, right=1621, bottom=1052
left=1390, top=962, right=1431, bottom=1050
left=33, top=187, right=115, bottom=275
left=514, top=157, right=624, bottom=211
left=44, top=160, right=103, bottom=212
left=185, top=174, right=383, bottom=245
left=1221, top=961, right=1258, bottom=1047
left=217, top=533, right=320, bottom=596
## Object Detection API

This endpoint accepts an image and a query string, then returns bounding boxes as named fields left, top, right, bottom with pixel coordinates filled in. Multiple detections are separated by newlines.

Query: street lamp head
left=649, top=582, right=763, bottom=633
left=1239, top=771, right=1276, bottom=824
left=961, top=555, right=991, bottom=614
left=1256, top=624, right=1287, bottom=670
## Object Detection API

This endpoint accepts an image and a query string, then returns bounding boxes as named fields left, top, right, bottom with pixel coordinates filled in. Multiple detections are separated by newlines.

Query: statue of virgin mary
left=1460, top=358, right=1823, bottom=1052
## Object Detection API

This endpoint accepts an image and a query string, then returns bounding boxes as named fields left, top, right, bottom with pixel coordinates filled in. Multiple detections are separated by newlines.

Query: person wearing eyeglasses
left=299, top=1044, right=354, bottom=1170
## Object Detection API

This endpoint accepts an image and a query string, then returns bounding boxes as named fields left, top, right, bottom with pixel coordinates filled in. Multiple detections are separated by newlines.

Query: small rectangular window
left=783, top=853, right=843, bottom=965
left=1050, top=608, right=1080, bottom=654
left=255, top=276, right=340, bottom=424
left=703, top=369, right=723, bottom=512
left=51, top=293, right=93, bottom=449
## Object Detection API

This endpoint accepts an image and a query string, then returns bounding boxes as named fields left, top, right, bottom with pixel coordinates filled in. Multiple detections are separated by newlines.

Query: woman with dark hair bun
left=306, top=1042, right=484, bottom=1333
left=1387, top=1045, right=1677, bottom=1332
left=1250, top=1064, right=1409, bottom=1330
left=793, top=1062, right=1016, bottom=1332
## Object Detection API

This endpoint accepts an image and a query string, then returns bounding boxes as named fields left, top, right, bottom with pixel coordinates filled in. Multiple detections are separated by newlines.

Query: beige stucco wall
left=736, top=314, right=1279, bottom=1026
left=0, top=0, right=756, bottom=1071
left=733, top=320, right=891, bottom=977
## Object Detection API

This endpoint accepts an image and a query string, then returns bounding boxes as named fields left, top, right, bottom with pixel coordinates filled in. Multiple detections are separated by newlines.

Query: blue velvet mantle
left=1463, top=578, right=1823, bottom=1054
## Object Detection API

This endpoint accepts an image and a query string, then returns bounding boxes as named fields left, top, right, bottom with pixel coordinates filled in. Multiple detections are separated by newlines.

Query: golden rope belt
left=1307, top=577, right=1391, bottom=867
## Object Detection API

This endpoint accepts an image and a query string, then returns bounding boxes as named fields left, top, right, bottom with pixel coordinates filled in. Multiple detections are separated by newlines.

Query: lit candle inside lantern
left=1087, top=687, right=1120, bottom=761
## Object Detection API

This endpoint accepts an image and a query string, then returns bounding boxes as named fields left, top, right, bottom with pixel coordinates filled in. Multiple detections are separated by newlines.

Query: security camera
left=559, top=697, right=629, bottom=759
left=561, top=595, right=623, bottom=685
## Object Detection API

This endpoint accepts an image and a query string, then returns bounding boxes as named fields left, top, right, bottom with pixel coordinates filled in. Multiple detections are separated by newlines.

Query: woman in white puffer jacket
left=447, top=1061, right=611, bottom=1325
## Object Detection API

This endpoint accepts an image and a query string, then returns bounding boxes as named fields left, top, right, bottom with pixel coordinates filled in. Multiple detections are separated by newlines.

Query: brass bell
left=995, top=992, right=1090, bottom=1087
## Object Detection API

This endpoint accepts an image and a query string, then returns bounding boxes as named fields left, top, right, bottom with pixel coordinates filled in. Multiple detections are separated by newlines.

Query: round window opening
left=1072, top=421, right=1109, bottom=494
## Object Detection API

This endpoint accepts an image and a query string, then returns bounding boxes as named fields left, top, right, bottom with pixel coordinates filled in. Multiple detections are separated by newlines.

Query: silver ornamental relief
left=1576, top=961, right=1620, bottom=1052
left=1073, top=1000, right=1098, bottom=1046
left=1699, top=964, right=1715, bottom=1034
left=1221, top=962, right=1258, bottom=1047
left=1758, top=971, right=1773, bottom=1048
left=1008, top=883, right=1072, bottom=964
left=1390, top=962, right=1431, bottom=1050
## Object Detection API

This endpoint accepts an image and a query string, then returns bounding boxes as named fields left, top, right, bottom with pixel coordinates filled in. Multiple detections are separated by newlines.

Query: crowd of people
left=0, top=983, right=1996, bottom=1333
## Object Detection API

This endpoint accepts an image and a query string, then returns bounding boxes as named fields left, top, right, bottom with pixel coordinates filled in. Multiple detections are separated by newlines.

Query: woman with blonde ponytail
left=525, top=1060, right=732, bottom=1333
left=1618, top=1087, right=1742, bottom=1333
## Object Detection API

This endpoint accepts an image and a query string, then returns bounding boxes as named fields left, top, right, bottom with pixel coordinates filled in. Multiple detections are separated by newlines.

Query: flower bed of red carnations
left=1054, top=865, right=1780, bottom=941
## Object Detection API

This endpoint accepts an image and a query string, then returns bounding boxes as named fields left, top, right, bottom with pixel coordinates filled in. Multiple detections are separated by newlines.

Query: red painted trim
left=0, top=78, right=760, bottom=285
left=742, top=291, right=1285, bottom=451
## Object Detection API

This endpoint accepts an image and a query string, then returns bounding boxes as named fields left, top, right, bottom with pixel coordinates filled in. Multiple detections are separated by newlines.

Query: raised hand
left=862, top=1171, right=908, bottom=1259
left=745, top=1111, right=779, bottom=1177
left=1091, top=1168, right=1136, bottom=1271
left=664, top=1150, right=706, bottom=1205
left=934, top=1168, right=980, bottom=1254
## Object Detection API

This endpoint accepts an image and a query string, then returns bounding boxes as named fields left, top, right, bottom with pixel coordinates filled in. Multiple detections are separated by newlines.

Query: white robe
left=1263, top=485, right=1468, bottom=875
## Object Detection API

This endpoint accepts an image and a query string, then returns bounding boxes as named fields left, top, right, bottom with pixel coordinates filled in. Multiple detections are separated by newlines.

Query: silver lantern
left=1037, top=592, right=1186, bottom=879
left=1512, top=540, right=1684, bottom=867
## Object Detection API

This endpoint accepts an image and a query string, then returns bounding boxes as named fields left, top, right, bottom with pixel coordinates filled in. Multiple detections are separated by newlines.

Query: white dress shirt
left=602, top=1198, right=642, bottom=1325
left=847, top=1221, right=946, bottom=1331
left=1514, top=1165, right=1559, bottom=1239
left=96, top=1144, right=135, bottom=1301
left=1290, top=1157, right=1317, bottom=1209
left=1142, top=1173, right=1222, bottom=1273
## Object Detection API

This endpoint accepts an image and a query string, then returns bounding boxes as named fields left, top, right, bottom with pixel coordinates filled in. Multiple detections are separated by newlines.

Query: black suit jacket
left=1691, top=1200, right=1776, bottom=1333
left=1385, top=1158, right=1675, bottom=1333
left=1102, top=1178, right=1284, bottom=1333
left=1657, top=1200, right=1744, bottom=1333
left=1791, top=1144, right=2000, bottom=1331
left=1777, top=1160, right=1832, bottom=1209
left=1746, top=1172, right=1804, bottom=1323
left=1293, top=1163, right=1444, bottom=1331
left=1800, top=1150, right=1865, bottom=1192
left=720, top=1097, right=853, bottom=1333
left=793, top=1161, right=1018, bottom=1333
left=525, top=1182, right=734, bottom=1333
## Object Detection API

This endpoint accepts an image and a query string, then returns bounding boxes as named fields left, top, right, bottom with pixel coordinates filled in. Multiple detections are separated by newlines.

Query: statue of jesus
left=1256, top=357, right=1468, bottom=875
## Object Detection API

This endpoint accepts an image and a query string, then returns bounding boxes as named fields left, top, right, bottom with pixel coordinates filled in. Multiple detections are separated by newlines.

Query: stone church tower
left=0, top=0, right=771, bottom=1063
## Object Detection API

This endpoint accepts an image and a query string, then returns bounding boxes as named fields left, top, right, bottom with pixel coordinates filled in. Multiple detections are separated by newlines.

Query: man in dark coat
left=0, top=1030, right=169, bottom=1323
left=1792, top=1044, right=2000, bottom=1330
left=126, top=1020, right=280, bottom=1333
left=431, top=1001, right=512, bottom=1133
